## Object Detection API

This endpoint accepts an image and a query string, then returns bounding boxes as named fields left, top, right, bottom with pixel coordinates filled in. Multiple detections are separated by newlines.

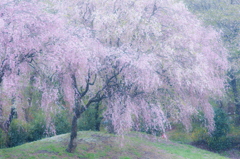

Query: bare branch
left=89, top=74, right=97, bottom=85
left=71, top=73, right=83, bottom=98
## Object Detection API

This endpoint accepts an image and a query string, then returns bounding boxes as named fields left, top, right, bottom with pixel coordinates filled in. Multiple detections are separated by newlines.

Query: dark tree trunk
left=66, top=97, right=103, bottom=152
left=229, top=71, right=240, bottom=125
left=0, top=100, right=4, bottom=131
left=66, top=114, right=79, bottom=153
left=95, top=102, right=102, bottom=131
left=3, top=107, right=16, bottom=132
left=96, top=121, right=101, bottom=131
left=66, top=102, right=83, bottom=153
left=0, top=101, right=16, bottom=133
left=65, top=69, right=113, bottom=153
left=66, top=73, right=83, bottom=153
left=0, top=99, right=16, bottom=148
left=66, top=99, right=82, bottom=153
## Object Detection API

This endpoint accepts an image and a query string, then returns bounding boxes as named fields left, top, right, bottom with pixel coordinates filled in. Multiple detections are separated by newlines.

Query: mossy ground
left=0, top=131, right=228, bottom=159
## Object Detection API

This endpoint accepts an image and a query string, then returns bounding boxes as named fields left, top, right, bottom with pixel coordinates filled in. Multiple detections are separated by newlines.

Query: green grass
left=167, top=128, right=192, bottom=144
left=0, top=131, right=228, bottom=159
left=165, top=123, right=240, bottom=159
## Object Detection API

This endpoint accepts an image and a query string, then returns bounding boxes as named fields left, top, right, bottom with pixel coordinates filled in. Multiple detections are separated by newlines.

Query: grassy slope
left=0, top=131, right=228, bottom=159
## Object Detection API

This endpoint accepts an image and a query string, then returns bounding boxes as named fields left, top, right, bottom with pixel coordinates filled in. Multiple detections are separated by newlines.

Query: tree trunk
left=229, top=71, right=240, bottom=125
left=66, top=99, right=82, bottom=153
left=66, top=72, right=103, bottom=152
left=66, top=114, right=79, bottom=153
left=0, top=101, right=16, bottom=133
left=0, top=100, right=4, bottom=131
left=3, top=108, right=16, bottom=132
left=95, top=102, right=102, bottom=131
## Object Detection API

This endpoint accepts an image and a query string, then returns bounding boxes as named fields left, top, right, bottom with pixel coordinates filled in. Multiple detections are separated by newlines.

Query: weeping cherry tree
left=0, top=0, right=228, bottom=153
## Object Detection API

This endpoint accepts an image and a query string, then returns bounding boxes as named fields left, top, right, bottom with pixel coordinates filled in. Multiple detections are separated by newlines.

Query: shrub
left=191, top=126, right=208, bottom=144
left=0, top=129, right=7, bottom=148
left=1, top=111, right=47, bottom=148
left=54, top=110, right=71, bottom=135
left=78, top=103, right=102, bottom=131
left=191, top=108, right=232, bottom=151
left=27, top=111, right=47, bottom=142
left=207, top=136, right=233, bottom=151
left=78, top=105, right=98, bottom=131
left=7, top=119, right=28, bottom=147
left=212, top=108, right=230, bottom=138
left=207, top=108, right=231, bottom=151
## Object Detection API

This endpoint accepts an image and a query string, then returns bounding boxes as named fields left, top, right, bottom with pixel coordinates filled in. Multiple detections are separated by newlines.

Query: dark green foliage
left=0, top=129, right=7, bottom=148
left=207, top=108, right=231, bottom=151
left=192, top=108, right=232, bottom=151
left=7, top=119, right=28, bottom=147
left=78, top=103, right=102, bottom=131
left=144, top=125, right=162, bottom=137
left=27, top=111, right=47, bottom=142
left=212, top=108, right=230, bottom=138
left=4, top=111, right=47, bottom=147
left=78, top=106, right=98, bottom=131
left=54, top=110, right=71, bottom=135
left=207, top=136, right=233, bottom=152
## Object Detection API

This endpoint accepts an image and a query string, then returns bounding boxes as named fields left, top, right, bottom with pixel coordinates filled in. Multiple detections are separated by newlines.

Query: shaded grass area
left=0, top=131, right=228, bottom=159
left=166, top=128, right=192, bottom=144
left=166, top=124, right=240, bottom=159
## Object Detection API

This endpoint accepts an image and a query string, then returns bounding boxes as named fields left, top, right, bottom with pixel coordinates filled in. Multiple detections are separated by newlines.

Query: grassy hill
left=0, top=131, right=228, bottom=159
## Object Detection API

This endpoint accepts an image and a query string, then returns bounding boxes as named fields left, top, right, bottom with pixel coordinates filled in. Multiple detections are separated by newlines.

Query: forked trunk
left=66, top=72, right=101, bottom=152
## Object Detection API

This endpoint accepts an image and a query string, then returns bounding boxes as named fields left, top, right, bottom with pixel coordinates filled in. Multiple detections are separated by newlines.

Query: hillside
left=0, top=131, right=227, bottom=159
